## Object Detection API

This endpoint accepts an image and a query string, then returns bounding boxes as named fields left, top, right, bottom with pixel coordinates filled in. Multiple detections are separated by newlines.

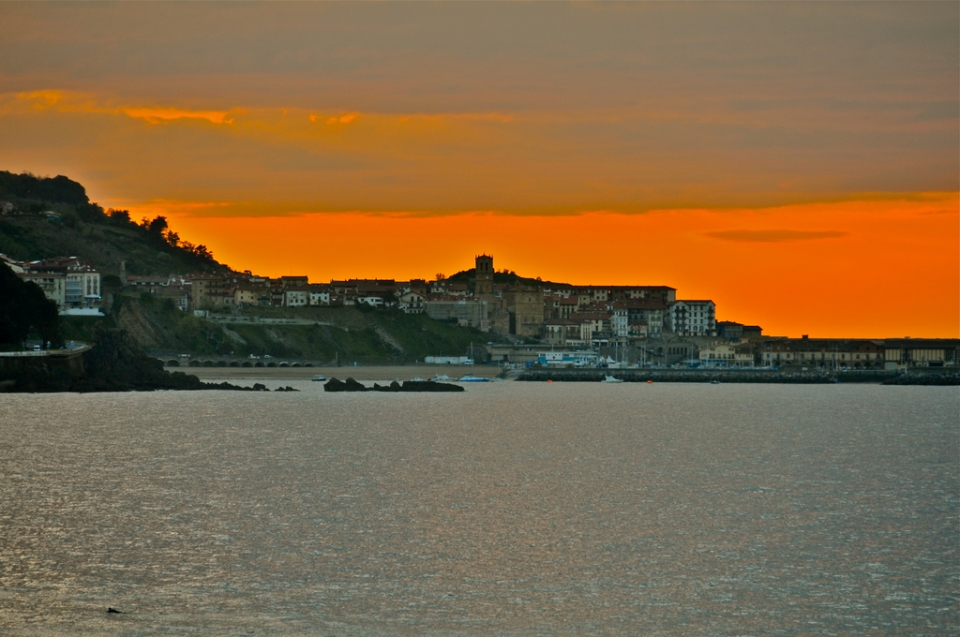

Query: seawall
left=0, top=346, right=90, bottom=382
left=516, top=368, right=959, bottom=385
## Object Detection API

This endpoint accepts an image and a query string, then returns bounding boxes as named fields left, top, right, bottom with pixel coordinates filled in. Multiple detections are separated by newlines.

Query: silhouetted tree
left=0, top=263, right=61, bottom=347
left=108, top=209, right=134, bottom=226
left=76, top=202, right=106, bottom=223
left=147, top=215, right=168, bottom=237
left=0, top=171, right=88, bottom=205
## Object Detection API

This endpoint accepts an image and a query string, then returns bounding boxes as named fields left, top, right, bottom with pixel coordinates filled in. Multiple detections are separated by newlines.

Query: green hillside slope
left=5, top=171, right=496, bottom=364
left=0, top=171, right=227, bottom=277
left=64, top=294, right=489, bottom=363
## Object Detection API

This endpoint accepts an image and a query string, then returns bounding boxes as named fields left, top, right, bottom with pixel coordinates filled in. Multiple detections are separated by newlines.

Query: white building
left=284, top=287, right=309, bottom=307
left=612, top=307, right=629, bottom=338
left=666, top=300, right=716, bottom=337
left=357, top=295, right=384, bottom=307
left=309, top=286, right=331, bottom=306
left=17, top=271, right=66, bottom=308
left=699, top=342, right=737, bottom=367
left=397, top=290, right=425, bottom=313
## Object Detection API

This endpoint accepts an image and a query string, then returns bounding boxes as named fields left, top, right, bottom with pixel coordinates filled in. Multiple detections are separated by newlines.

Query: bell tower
left=475, top=254, right=493, bottom=298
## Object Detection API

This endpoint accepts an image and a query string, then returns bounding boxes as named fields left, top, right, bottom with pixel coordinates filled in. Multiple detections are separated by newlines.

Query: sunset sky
left=1, top=2, right=957, bottom=337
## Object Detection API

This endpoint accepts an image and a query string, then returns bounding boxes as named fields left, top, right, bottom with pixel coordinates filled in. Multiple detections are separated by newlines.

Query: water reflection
left=0, top=384, right=957, bottom=635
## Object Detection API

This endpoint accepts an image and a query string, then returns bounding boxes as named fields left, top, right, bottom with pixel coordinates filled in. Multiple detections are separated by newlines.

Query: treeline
left=0, top=171, right=105, bottom=222
left=104, top=209, right=214, bottom=261
left=0, top=171, right=88, bottom=206
left=0, top=170, right=219, bottom=266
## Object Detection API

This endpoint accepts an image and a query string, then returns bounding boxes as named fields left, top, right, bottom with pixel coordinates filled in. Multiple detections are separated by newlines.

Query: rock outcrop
left=324, top=377, right=464, bottom=392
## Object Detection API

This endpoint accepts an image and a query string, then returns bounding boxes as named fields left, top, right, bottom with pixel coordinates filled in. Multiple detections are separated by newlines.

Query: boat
left=311, top=375, right=327, bottom=382
left=710, top=380, right=720, bottom=385
left=603, top=375, right=624, bottom=383
left=410, top=377, right=424, bottom=382
left=459, top=374, right=490, bottom=382
left=431, top=374, right=451, bottom=382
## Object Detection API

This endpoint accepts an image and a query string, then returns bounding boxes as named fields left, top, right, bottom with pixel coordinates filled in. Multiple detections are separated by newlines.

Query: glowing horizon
left=123, top=192, right=955, bottom=340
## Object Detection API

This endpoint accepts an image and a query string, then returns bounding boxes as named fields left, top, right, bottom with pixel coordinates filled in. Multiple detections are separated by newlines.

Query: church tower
left=475, top=254, right=494, bottom=297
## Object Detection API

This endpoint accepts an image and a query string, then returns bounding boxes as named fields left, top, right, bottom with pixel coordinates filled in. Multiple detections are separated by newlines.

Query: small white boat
left=603, top=375, right=624, bottom=383
left=410, top=377, right=424, bottom=382
left=311, top=375, right=327, bottom=382
left=431, top=374, right=451, bottom=382
left=459, top=374, right=490, bottom=382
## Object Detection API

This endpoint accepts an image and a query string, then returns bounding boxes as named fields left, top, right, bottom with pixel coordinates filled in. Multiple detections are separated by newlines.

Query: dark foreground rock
left=376, top=380, right=464, bottom=392
left=323, top=377, right=370, bottom=392
left=325, top=377, right=464, bottom=392
left=1, top=328, right=276, bottom=393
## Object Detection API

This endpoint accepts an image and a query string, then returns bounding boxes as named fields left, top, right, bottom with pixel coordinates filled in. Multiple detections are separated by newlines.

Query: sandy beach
left=186, top=364, right=499, bottom=382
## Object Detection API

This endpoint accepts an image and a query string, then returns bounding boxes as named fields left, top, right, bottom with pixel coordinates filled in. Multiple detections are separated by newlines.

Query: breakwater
left=516, top=368, right=960, bottom=385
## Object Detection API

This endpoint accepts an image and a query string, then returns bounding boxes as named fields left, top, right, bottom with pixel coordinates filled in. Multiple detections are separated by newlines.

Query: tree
left=108, top=209, right=133, bottom=226
left=180, top=241, right=215, bottom=262
left=147, top=215, right=168, bottom=237
left=0, top=263, right=61, bottom=347
left=76, top=202, right=106, bottom=223
left=0, top=171, right=88, bottom=206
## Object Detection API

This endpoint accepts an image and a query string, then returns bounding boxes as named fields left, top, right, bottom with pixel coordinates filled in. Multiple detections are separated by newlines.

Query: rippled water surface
left=1, top=383, right=957, bottom=636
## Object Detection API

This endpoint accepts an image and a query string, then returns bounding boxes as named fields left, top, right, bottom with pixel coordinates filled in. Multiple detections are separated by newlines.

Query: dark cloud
left=0, top=3, right=956, bottom=212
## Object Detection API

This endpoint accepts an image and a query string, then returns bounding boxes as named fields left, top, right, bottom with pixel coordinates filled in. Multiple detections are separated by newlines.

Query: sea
left=0, top=382, right=957, bottom=636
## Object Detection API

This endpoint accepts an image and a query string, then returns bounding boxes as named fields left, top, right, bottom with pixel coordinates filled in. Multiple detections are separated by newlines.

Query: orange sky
left=1, top=3, right=958, bottom=338
left=151, top=194, right=960, bottom=339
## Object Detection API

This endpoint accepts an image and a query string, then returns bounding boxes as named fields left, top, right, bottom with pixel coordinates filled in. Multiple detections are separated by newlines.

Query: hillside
left=0, top=171, right=228, bottom=278
left=3, top=170, right=497, bottom=364
left=62, top=294, right=490, bottom=364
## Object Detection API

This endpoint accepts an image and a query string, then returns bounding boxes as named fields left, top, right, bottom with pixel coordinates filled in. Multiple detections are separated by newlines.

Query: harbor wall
left=516, top=368, right=959, bottom=385
left=0, top=348, right=89, bottom=381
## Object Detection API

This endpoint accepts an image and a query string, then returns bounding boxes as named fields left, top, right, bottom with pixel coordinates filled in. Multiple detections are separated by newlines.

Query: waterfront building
left=883, top=339, right=960, bottom=369
left=762, top=337, right=885, bottom=369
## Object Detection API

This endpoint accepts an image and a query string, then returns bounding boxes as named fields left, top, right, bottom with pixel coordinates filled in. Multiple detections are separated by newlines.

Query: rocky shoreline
left=0, top=328, right=300, bottom=393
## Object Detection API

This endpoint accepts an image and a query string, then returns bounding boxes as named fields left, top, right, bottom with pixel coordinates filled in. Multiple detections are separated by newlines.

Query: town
left=3, top=251, right=958, bottom=372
